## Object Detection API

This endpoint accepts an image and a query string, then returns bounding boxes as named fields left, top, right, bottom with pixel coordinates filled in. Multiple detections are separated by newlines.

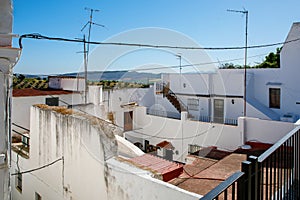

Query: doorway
left=213, top=99, right=224, bottom=124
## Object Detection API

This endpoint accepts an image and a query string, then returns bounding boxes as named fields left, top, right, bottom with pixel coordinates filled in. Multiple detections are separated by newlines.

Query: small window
left=45, top=97, right=59, bottom=106
left=35, top=192, right=42, bottom=200
left=15, top=170, right=22, bottom=192
left=269, top=88, right=280, bottom=109
left=187, top=98, right=199, bottom=111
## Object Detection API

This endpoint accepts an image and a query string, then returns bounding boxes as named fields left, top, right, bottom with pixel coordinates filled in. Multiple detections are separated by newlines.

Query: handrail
left=200, top=171, right=244, bottom=200
left=160, top=82, right=188, bottom=111
left=12, top=122, right=30, bottom=132
left=12, top=129, right=30, bottom=139
left=258, top=126, right=300, bottom=162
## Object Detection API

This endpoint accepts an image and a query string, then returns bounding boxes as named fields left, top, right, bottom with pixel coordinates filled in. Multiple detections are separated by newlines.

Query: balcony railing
left=11, top=123, right=30, bottom=158
left=200, top=126, right=300, bottom=200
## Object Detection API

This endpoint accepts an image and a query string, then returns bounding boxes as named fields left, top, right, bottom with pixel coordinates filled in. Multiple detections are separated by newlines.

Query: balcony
left=200, top=126, right=300, bottom=200
left=11, top=123, right=30, bottom=159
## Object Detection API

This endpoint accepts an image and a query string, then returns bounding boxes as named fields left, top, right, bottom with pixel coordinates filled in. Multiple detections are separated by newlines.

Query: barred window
left=187, top=98, right=199, bottom=111
left=16, top=170, right=22, bottom=192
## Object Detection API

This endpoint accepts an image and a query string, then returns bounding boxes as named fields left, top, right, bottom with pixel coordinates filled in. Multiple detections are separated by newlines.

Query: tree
left=254, top=48, right=281, bottom=68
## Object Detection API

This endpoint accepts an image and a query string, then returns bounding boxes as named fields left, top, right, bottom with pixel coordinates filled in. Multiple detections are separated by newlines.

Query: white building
left=48, top=76, right=85, bottom=92
left=0, top=1, right=21, bottom=199
left=142, top=23, right=300, bottom=125
left=11, top=105, right=202, bottom=200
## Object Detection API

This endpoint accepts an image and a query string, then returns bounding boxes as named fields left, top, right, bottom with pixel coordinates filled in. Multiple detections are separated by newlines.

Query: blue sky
left=13, top=0, right=300, bottom=74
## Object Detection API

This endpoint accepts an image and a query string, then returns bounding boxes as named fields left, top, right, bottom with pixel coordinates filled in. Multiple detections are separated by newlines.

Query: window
left=15, top=170, right=22, bottom=192
left=269, top=88, right=280, bottom=109
left=35, top=192, right=42, bottom=200
left=187, top=98, right=199, bottom=111
left=45, top=97, right=59, bottom=106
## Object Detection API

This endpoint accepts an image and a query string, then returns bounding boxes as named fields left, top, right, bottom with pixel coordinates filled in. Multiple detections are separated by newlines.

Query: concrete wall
left=12, top=93, right=82, bottom=130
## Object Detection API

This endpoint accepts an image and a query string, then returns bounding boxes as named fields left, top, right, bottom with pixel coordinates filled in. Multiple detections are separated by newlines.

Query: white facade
left=123, top=107, right=295, bottom=163
left=0, top=1, right=21, bottom=199
left=11, top=105, right=201, bottom=200
left=142, top=23, right=300, bottom=124
left=48, top=76, right=85, bottom=91
left=12, top=93, right=82, bottom=130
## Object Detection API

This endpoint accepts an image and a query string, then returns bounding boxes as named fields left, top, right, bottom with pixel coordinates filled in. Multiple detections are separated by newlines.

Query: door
left=213, top=99, right=224, bottom=124
left=124, top=111, right=133, bottom=131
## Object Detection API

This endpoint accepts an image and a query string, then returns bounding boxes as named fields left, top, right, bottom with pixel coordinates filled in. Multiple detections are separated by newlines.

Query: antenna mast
left=81, top=7, right=105, bottom=104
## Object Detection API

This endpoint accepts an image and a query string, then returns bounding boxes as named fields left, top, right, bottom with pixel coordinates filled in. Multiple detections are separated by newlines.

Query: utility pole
left=227, top=9, right=248, bottom=117
left=83, top=35, right=88, bottom=104
left=81, top=7, right=105, bottom=104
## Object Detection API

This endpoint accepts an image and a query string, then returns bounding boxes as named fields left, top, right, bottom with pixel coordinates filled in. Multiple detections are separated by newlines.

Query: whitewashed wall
left=106, top=158, right=201, bottom=200
left=124, top=106, right=295, bottom=163
left=12, top=93, right=82, bottom=130
left=12, top=105, right=119, bottom=200
left=11, top=105, right=203, bottom=200
left=49, top=77, right=85, bottom=92
left=125, top=107, right=243, bottom=162
left=244, top=117, right=295, bottom=144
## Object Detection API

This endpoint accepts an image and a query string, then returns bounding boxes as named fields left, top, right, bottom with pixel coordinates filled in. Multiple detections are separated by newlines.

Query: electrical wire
left=127, top=53, right=269, bottom=72
left=18, top=33, right=300, bottom=51
left=11, top=157, right=63, bottom=176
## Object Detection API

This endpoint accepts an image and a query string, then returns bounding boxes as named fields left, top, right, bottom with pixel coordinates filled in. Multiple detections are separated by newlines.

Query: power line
left=11, top=157, right=63, bottom=176
left=127, top=53, right=268, bottom=72
left=18, top=33, right=300, bottom=51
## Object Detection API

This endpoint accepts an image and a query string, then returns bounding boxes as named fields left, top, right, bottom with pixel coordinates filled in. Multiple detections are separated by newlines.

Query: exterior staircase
left=162, top=84, right=187, bottom=113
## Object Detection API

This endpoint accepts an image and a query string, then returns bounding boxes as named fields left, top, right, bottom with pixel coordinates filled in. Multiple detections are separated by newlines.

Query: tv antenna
left=80, top=7, right=105, bottom=104
left=81, top=7, right=106, bottom=61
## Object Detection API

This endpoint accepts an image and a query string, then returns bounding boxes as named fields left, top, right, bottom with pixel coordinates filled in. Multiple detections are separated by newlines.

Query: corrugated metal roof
left=128, top=154, right=183, bottom=181
left=13, top=88, right=76, bottom=97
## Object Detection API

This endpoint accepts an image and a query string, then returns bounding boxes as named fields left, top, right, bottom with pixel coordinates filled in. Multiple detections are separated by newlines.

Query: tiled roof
left=156, top=140, right=174, bottom=150
left=128, top=154, right=183, bottom=181
left=13, top=88, right=76, bottom=97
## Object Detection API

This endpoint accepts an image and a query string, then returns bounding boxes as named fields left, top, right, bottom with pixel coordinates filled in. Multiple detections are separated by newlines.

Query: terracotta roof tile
left=13, top=88, right=76, bottom=97
left=128, top=154, right=183, bottom=181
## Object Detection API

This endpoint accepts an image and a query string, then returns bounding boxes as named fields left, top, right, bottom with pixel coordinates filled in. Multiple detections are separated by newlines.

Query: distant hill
left=13, top=71, right=161, bottom=89
left=63, top=71, right=161, bottom=83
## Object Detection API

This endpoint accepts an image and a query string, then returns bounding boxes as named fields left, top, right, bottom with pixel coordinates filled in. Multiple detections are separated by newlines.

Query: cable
left=11, top=157, right=63, bottom=176
left=18, top=33, right=300, bottom=51
left=125, top=53, right=268, bottom=72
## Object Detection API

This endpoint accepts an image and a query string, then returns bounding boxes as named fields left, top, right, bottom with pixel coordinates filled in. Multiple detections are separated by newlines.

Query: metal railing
left=200, top=126, right=300, bottom=200
left=198, top=116, right=238, bottom=126
left=12, top=123, right=30, bottom=148
left=200, top=172, right=244, bottom=200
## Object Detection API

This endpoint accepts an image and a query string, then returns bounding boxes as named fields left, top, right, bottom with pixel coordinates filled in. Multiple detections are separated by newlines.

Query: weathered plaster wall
left=12, top=105, right=120, bottom=200
left=106, top=158, right=202, bottom=200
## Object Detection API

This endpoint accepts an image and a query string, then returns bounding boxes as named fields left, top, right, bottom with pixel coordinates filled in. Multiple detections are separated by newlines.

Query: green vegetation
left=13, top=74, right=48, bottom=89
left=89, top=80, right=150, bottom=89
left=220, top=48, right=281, bottom=69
